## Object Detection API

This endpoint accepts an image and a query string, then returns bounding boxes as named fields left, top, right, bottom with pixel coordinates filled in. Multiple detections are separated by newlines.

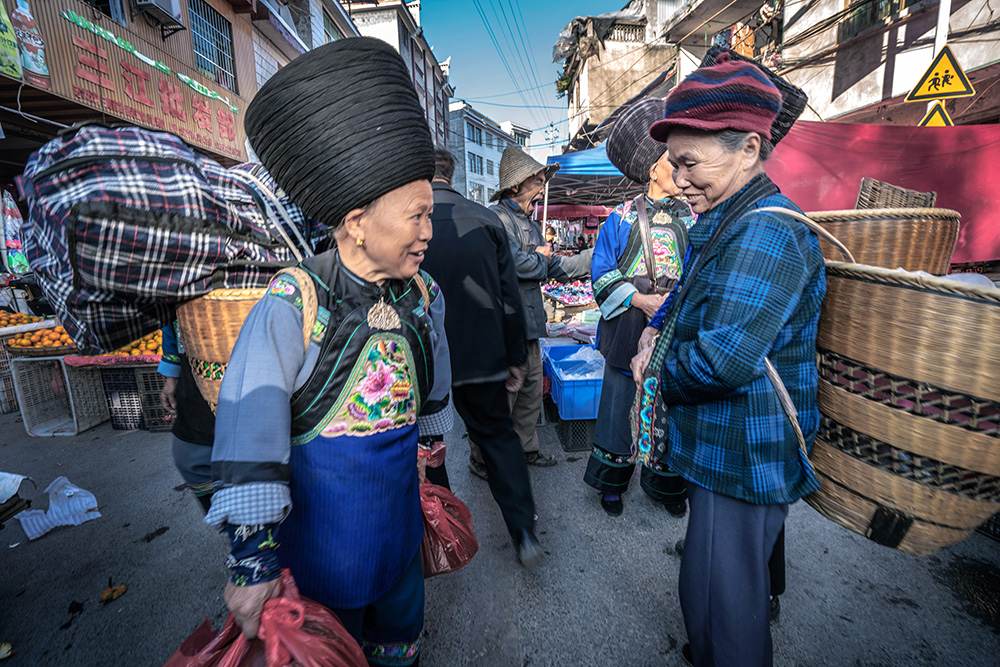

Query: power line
left=470, top=0, right=544, bottom=128
left=500, top=0, right=549, bottom=113
left=483, top=0, right=545, bottom=127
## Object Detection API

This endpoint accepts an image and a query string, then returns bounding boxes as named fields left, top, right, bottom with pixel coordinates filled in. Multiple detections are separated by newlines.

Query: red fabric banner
left=768, top=120, right=1000, bottom=264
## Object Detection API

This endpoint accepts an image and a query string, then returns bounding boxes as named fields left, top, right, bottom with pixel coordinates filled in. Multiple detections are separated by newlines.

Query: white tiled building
left=448, top=101, right=526, bottom=206
left=345, top=1, right=454, bottom=148
left=249, top=1, right=360, bottom=91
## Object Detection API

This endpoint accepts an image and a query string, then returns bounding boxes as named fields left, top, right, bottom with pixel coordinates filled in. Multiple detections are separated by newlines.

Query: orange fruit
left=129, top=349, right=140, bottom=356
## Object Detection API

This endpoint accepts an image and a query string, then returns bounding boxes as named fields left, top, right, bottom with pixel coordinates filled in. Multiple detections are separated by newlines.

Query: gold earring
left=356, top=236, right=364, bottom=247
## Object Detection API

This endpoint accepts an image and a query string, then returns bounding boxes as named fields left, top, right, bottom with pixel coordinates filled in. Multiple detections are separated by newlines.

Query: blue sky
left=420, top=0, right=617, bottom=152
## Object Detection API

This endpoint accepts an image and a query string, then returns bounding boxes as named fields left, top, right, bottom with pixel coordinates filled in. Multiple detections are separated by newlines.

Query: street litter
left=15, top=476, right=101, bottom=540
left=0, top=473, right=32, bottom=503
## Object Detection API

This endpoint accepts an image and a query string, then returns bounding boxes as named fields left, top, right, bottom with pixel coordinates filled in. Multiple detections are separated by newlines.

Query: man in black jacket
left=421, top=149, right=544, bottom=567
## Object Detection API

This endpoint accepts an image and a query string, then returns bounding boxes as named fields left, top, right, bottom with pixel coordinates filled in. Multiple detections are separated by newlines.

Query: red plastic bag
left=419, top=483, right=479, bottom=578
left=163, top=570, right=367, bottom=667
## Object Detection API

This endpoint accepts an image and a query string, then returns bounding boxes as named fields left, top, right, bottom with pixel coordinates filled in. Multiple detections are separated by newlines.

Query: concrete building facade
left=345, top=1, right=454, bottom=147
left=447, top=101, right=519, bottom=206
left=556, top=0, right=684, bottom=150
left=779, top=0, right=1000, bottom=125
left=658, top=0, right=999, bottom=126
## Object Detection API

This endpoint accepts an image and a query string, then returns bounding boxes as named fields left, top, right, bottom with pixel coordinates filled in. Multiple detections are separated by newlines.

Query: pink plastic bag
left=419, top=483, right=479, bottom=578
left=163, top=570, right=367, bottom=667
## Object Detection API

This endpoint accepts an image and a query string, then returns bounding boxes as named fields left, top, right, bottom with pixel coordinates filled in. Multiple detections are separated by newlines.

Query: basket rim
left=806, top=208, right=960, bottom=220
left=4, top=341, right=79, bottom=357
left=188, top=288, right=269, bottom=302
left=824, top=260, right=1000, bottom=302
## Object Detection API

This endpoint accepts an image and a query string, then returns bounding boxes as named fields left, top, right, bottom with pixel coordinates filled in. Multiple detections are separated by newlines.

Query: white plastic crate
left=0, top=319, right=57, bottom=376
left=10, top=357, right=109, bottom=436
left=0, top=372, right=16, bottom=414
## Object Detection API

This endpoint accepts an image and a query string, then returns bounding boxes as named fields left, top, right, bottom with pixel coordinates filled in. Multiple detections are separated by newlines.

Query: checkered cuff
left=418, top=405, right=453, bottom=438
left=203, top=482, right=291, bottom=529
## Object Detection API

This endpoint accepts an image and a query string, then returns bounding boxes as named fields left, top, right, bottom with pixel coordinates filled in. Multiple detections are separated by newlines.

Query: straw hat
left=605, top=97, right=667, bottom=184
left=244, top=37, right=435, bottom=228
left=490, top=146, right=560, bottom=202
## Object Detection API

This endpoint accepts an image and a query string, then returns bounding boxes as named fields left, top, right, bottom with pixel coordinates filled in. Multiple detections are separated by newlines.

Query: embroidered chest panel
left=293, top=334, right=420, bottom=444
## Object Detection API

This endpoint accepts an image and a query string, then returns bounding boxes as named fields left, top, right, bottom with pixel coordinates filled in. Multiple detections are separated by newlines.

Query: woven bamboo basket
left=175, top=288, right=267, bottom=411
left=805, top=208, right=960, bottom=274
left=854, top=177, right=937, bottom=209
left=808, top=262, right=1000, bottom=555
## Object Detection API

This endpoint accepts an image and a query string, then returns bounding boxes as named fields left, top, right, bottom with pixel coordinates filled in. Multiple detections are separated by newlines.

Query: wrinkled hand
left=637, top=326, right=658, bottom=353
left=631, top=345, right=655, bottom=388
left=505, top=365, right=526, bottom=393
left=224, top=578, right=281, bottom=639
left=160, top=376, right=178, bottom=415
left=535, top=245, right=552, bottom=258
left=632, top=292, right=669, bottom=320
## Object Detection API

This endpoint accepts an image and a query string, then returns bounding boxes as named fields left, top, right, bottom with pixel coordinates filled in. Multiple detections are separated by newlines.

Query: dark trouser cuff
left=640, top=463, right=687, bottom=504
left=584, top=447, right=635, bottom=493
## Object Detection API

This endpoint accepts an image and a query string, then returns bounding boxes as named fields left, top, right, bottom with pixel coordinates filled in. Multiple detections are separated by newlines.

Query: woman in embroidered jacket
left=204, top=39, right=452, bottom=667
left=584, top=98, right=696, bottom=517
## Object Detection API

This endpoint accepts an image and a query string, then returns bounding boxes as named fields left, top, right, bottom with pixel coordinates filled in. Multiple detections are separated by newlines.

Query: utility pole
left=929, top=0, right=952, bottom=112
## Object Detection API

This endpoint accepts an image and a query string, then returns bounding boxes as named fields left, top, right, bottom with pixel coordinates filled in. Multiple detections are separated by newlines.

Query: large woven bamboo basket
left=808, top=262, right=1000, bottom=555
left=806, top=208, right=960, bottom=274
left=175, top=288, right=267, bottom=411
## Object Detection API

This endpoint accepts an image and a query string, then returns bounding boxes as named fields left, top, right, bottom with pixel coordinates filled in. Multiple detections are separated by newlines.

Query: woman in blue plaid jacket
left=634, top=55, right=826, bottom=667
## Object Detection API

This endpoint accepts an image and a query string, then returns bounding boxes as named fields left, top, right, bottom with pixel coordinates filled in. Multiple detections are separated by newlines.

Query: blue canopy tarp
left=545, top=145, right=643, bottom=206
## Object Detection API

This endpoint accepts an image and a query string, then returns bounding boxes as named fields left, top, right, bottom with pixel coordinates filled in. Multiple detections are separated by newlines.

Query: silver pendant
left=367, top=298, right=401, bottom=330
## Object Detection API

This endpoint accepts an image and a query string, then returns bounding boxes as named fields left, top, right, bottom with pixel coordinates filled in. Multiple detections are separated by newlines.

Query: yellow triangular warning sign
left=918, top=101, right=954, bottom=127
left=917, top=101, right=955, bottom=127
left=905, top=45, right=975, bottom=102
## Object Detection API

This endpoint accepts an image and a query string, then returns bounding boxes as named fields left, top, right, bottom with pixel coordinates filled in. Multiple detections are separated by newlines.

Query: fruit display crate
left=10, top=357, right=109, bottom=436
left=544, top=344, right=603, bottom=420
left=0, top=372, right=17, bottom=415
left=100, top=365, right=172, bottom=431
left=0, top=320, right=57, bottom=376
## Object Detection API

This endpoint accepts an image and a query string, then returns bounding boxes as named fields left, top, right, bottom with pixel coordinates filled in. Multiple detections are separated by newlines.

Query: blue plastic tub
left=545, top=344, right=603, bottom=420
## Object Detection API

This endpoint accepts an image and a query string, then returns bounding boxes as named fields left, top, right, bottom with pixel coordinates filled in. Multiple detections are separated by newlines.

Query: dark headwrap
left=245, top=37, right=435, bottom=228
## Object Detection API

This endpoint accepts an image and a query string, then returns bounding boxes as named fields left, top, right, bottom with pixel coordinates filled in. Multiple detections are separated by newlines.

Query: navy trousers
left=679, top=483, right=788, bottom=667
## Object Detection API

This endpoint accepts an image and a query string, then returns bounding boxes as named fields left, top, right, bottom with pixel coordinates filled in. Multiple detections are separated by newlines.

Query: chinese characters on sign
left=54, top=9, right=244, bottom=159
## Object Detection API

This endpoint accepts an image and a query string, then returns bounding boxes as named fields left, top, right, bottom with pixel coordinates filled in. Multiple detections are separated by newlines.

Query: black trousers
left=453, top=380, right=536, bottom=538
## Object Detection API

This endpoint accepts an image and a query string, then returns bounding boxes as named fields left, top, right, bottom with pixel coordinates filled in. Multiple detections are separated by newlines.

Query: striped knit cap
left=649, top=53, right=782, bottom=142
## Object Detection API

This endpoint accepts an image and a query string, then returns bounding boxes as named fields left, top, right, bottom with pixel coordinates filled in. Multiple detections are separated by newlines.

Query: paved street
left=2, top=408, right=998, bottom=666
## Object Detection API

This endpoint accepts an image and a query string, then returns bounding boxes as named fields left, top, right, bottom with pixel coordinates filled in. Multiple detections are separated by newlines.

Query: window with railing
left=323, top=10, right=343, bottom=43
left=466, top=122, right=483, bottom=145
left=84, top=0, right=126, bottom=26
left=609, top=22, right=644, bottom=42
left=839, top=0, right=931, bottom=41
left=469, top=153, right=484, bottom=175
left=486, top=159, right=494, bottom=176
left=188, top=0, right=237, bottom=93
left=469, top=182, right=486, bottom=205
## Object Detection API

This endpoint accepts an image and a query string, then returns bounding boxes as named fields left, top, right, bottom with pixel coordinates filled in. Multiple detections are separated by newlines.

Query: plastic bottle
left=11, top=0, right=48, bottom=89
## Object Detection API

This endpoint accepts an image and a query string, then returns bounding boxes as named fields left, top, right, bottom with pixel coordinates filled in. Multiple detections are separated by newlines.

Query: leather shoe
left=682, top=643, right=694, bottom=666
left=600, top=493, right=623, bottom=516
left=514, top=528, right=545, bottom=568
left=524, top=451, right=557, bottom=467
left=674, top=538, right=685, bottom=556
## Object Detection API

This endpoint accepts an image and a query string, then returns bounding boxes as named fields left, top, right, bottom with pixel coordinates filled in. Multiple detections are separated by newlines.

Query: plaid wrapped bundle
left=17, top=124, right=324, bottom=355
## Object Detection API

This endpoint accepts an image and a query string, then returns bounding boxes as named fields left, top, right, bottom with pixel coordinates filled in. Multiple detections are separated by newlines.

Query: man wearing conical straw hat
left=472, top=146, right=592, bottom=476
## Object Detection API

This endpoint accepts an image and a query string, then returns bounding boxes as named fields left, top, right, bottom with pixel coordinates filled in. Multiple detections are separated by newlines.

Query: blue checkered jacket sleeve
left=659, top=193, right=826, bottom=505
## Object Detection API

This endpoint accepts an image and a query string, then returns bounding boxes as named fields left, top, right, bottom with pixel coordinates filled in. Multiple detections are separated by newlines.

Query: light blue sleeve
left=205, top=279, right=306, bottom=528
